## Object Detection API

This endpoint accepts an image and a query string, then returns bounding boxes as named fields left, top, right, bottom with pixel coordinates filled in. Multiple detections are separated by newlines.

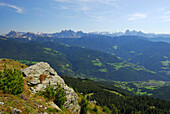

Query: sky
left=1, top=0, right=170, bottom=34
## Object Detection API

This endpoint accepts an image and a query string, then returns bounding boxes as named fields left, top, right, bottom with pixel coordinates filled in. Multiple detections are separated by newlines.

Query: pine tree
left=54, top=84, right=65, bottom=108
left=0, top=64, right=24, bottom=95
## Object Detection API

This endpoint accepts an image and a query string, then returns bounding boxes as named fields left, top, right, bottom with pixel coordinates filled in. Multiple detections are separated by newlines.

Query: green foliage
left=44, top=82, right=56, bottom=99
left=113, top=46, right=118, bottom=50
left=103, top=106, right=111, bottom=114
left=0, top=37, right=165, bottom=81
left=52, top=35, right=170, bottom=79
left=152, top=86, right=170, bottom=101
left=91, top=59, right=102, bottom=67
left=44, top=82, right=65, bottom=108
left=62, top=76, right=170, bottom=114
left=93, top=105, right=98, bottom=113
left=110, top=104, right=118, bottom=114
left=129, top=51, right=135, bottom=53
left=161, top=60, right=170, bottom=66
left=79, top=96, right=89, bottom=114
left=54, top=85, right=65, bottom=108
left=46, top=107, right=59, bottom=113
left=99, top=68, right=107, bottom=72
left=0, top=64, right=24, bottom=95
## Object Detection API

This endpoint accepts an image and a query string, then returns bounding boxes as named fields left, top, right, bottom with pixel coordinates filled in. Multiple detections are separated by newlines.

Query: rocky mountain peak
left=21, top=62, right=81, bottom=113
left=5, top=30, right=21, bottom=37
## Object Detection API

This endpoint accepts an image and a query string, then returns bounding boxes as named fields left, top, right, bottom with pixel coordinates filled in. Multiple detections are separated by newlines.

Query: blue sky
left=1, top=0, right=170, bottom=34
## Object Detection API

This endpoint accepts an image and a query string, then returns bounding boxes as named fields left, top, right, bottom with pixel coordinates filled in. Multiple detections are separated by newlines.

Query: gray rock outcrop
left=21, top=62, right=80, bottom=114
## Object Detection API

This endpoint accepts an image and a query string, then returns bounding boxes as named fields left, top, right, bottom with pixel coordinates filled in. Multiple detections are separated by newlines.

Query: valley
left=0, top=30, right=170, bottom=113
left=1, top=0, right=170, bottom=113
left=100, top=80, right=170, bottom=100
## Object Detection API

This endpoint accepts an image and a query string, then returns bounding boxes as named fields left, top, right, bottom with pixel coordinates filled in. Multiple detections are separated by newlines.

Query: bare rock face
left=21, top=62, right=80, bottom=114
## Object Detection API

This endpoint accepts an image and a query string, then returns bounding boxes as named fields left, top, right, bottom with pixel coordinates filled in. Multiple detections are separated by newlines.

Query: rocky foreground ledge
left=21, top=62, right=81, bottom=114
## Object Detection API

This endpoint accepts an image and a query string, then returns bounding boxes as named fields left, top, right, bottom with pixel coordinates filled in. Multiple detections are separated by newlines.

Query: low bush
left=0, top=64, right=24, bottom=95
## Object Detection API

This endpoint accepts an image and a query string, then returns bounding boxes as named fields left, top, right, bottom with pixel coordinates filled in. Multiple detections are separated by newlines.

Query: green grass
left=161, top=60, right=170, bottom=66
left=107, top=62, right=147, bottom=71
left=161, top=67, right=168, bottom=70
left=147, top=93, right=153, bottom=96
left=103, top=89, right=123, bottom=97
left=66, top=64, right=69, bottom=67
left=85, top=93, right=94, bottom=98
left=112, top=80, right=167, bottom=97
left=107, top=62, right=125, bottom=70
left=99, top=68, right=107, bottom=72
left=65, top=44, right=70, bottom=47
left=44, top=47, right=51, bottom=51
left=44, top=48, right=62, bottom=56
left=129, top=51, right=135, bottom=53
left=127, top=87, right=133, bottom=91
left=44, top=51, right=55, bottom=56
left=92, top=59, right=102, bottom=67
left=16, top=60, right=38, bottom=65
left=113, top=46, right=118, bottom=50
left=163, top=56, right=168, bottom=59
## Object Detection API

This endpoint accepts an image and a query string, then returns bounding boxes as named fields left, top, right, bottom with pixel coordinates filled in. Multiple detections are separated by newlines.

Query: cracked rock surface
left=21, top=62, right=80, bottom=114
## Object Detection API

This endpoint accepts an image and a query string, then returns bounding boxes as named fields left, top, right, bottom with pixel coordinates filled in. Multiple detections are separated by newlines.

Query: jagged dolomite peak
left=21, top=62, right=81, bottom=114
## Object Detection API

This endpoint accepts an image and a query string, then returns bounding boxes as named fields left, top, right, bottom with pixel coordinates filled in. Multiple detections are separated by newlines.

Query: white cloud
left=0, top=2, right=23, bottom=14
left=128, top=13, right=147, bottom=21
left=162, top=10, right=170, bottom=22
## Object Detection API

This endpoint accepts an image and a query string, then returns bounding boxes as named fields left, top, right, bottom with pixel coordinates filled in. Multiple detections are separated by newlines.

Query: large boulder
left=21, top=62, right=80, bottom=114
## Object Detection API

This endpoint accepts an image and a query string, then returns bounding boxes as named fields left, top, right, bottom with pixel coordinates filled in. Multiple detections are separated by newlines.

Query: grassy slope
left=0, top=59, right=106, bottom=114
left=0, top=58, right=28, bottom=70
left=0, top=59, right=57, bottom=113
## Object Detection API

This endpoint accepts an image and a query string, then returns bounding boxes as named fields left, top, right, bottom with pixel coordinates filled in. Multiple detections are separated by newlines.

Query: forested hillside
left=51, top=35, right=170, bottom=79
left=0, top=37, right=164, bottom=81
left=62, top=76, right=170, bottom=114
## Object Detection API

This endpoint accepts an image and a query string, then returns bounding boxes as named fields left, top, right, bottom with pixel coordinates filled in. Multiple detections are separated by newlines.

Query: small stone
left=39, top=105, right=43, bottom=108
left=0, top=102, right=4, bottom=105
left=11, top=108, right=22, bottom=114
left=48, top=101, right=62, bottom=111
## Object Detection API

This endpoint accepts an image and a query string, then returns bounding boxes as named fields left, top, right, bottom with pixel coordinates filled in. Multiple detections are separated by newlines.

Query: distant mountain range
left=91, top=30, right=170, bottom=43
left=2, top=29, right=170, bottom=43
left=3, top=30, right=87, bottom=39
left=92, top=29, right=170, bottom=38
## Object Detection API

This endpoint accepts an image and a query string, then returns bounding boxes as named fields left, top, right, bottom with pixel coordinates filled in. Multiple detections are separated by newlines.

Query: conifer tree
left=0, top=64, right=24, bottom=95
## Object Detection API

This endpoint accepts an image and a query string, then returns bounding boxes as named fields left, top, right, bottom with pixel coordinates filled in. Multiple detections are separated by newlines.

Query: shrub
left=0, top=64, right=24, bottom=95
left=79, top=96, right=89, bottom=114
left=44, top=81, right=56, bottom=99
left=103, top=106, right=111, bottom=114
left=54, top=84, right=65, bottom=108
left=93, top=105, right=98, bottom=112
left=39, top=74, right=47, bottom=84
left=44, top=82, right=65, bottom=108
